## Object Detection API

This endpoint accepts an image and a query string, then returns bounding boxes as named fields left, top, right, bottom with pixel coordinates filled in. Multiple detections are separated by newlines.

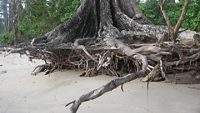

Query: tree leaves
left=139, top=0, right=200, bottom=31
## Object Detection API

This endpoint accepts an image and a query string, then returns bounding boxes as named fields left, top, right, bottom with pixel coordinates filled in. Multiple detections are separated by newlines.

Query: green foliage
left=19, top=0, right=80, bottom=40
left=139, top=0, right=200, bottom=31
left=0, top=32, right=13, bottom=44
left=139, top=0, right=165, bottom=25
left=182, top=1, right=200, bottom=31
left=58, top=0, right=80, bottom=22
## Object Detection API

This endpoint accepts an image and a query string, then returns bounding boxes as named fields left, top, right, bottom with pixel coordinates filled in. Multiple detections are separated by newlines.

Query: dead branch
left=66, top=52, right=148, bottom=113
left=142, top=64, right=160, bottom=82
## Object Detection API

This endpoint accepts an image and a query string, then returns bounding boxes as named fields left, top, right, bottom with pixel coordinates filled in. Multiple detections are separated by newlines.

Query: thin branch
left=159, top=0, right=173, bottom=31
left=174, top=0, right=190, bottom=33
left=160, top=0, right=190, bottom=41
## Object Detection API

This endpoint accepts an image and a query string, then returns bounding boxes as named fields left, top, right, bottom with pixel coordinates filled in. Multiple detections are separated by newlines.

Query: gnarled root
left=66, top=52, right=148, bottom=113
left=31, top=64, right=58, bottom=75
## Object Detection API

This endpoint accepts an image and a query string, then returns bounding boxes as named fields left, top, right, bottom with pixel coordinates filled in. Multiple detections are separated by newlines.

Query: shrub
left=0, top=32, right=13, bottom=45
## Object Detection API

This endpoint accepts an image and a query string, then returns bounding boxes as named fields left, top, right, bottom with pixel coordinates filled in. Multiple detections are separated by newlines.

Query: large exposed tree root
left=5, top=0, right=199, bottom=112
left=27, top=37, right=200, bottom=113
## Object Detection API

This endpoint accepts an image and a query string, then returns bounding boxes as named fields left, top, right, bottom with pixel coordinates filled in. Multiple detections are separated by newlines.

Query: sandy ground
left=0, top=53, right=200, bottom=113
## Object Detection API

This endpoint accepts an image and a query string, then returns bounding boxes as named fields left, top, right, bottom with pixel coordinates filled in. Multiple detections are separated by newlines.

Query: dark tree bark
left=2, top=0, right=9, bottom=32
left=31, top=0, right=198, bottom=47
left=7, top=0, right=22, bottom=46
left=8, top=0, right=14, bottom=32
left=169, top=0, right=175, bottom=3
left=31, top=0, right=154, bottom=46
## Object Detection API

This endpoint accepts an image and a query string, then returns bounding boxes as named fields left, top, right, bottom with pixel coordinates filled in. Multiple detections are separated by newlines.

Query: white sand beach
left=0, top=53, right=200, bottom=113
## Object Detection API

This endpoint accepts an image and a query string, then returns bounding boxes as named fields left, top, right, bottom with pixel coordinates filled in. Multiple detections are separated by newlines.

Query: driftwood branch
left=142, top=64, right=160, bottom=82
left=66, top=71, right=146, bottom=113
left=66, top=45, right=148, bottom=113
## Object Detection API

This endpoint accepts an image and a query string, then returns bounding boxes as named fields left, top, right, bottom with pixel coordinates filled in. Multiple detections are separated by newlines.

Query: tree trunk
left=169, top=0, right=175, bottom=3
left=8, top=0, right=22, bottom=46
left=31, top=0, right=153, bottom=45
left=2, top=0, right=9, bottom=32
left=8, top=0, right=14, bottom=32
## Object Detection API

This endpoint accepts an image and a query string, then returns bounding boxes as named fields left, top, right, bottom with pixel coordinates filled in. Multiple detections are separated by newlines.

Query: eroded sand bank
left=0, top=53, right=200, bottom=113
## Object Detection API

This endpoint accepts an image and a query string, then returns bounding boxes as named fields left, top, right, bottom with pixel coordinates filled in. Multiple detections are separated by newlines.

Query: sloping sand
left=0, top=53, right=200, bottom=113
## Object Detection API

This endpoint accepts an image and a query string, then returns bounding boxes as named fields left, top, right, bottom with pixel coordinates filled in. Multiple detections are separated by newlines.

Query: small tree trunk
left=2, top=0, right=9, bottom=32
left=11, top=0, right=22, bottom=46
left=160, top=0, right=190, bottom=42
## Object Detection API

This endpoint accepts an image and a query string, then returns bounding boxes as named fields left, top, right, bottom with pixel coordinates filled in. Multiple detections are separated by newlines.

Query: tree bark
left=31, top=0, right=198, bottom=47
left=2, top=0, right=9, bottom=32
left=31, top=0, right=153, bottom=46
left=14, top=0, right=22, bottom=46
